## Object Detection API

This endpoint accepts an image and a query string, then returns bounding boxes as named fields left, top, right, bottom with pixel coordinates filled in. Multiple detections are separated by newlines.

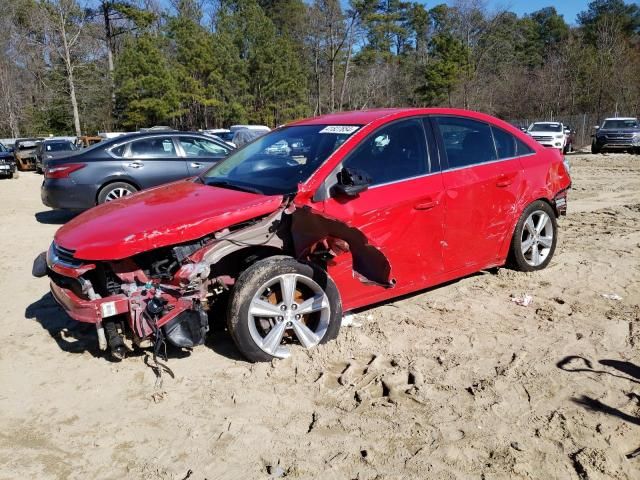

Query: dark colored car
left=35, top=108, right=571, bottom=363
left=0, top=142, right=16, bottom=178
left=41, top=131, right=233, bottom=210
left=35, top=139, right=78, bottom=174
left=592, top=117, right=640, bottom=154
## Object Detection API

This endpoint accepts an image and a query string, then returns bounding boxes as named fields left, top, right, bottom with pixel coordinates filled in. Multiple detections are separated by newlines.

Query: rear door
left=177, top=136, right=231, bottom=175
left=431, top=115, right=524, bottom=272
left=121, top=136, right=188, bottom=188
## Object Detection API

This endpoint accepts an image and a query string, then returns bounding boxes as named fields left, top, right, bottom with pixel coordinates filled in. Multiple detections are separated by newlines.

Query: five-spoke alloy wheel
left=510, top=200, right=558, bottom=271
left=227, top=256, right=342, bottom=362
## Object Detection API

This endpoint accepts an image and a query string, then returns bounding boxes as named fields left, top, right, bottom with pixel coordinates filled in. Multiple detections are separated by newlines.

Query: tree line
left=0, top=0, right=639, bottom=138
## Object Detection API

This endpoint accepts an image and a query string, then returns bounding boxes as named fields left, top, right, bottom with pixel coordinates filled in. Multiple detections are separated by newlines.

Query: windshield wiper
left=206, top=180, right=263, bottom=195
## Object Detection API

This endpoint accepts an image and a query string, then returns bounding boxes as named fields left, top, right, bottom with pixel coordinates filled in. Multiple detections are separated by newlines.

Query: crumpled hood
left=55, top=180, right=284, bottom=260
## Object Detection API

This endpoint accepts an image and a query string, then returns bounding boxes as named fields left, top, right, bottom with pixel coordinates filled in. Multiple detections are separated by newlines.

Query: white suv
left=527, top=122, right=566, bottom=151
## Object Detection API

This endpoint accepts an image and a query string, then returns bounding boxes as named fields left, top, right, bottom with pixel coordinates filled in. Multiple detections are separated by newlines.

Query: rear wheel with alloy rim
left=97, top=182, right=138, bottom=204
left=227, top=256, right=342, bottom=362
left=510, top=201, right=558, bottom=272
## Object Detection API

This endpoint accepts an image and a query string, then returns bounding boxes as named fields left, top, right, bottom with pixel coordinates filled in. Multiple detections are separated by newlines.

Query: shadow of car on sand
left=34, top=210, right=79, bottom=225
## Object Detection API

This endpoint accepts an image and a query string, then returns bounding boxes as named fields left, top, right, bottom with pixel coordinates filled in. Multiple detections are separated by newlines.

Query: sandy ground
left=0, top=152, right=639, bottom=480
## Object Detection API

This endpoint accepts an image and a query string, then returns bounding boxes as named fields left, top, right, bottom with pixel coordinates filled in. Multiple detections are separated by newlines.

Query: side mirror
left=594, top=126, right=600, bottom=130
left=331, top=167, right=371, bottom=198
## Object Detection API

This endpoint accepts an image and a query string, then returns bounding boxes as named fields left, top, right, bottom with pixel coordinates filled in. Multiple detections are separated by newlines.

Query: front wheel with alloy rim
left=227, top=256, right=342, bottom=362
left=97, top=182, right=138, bottom=204
left=510, top=201, right=558, bottom=272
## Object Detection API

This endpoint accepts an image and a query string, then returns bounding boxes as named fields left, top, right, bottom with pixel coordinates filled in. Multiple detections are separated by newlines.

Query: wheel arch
left=211, top=245, right=290, bottom=280
left=500, top=196, right=557, bottom=264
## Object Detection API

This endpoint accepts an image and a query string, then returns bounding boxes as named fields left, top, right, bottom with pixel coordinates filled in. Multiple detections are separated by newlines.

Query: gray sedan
left=41, top=131, right=233, bottom=210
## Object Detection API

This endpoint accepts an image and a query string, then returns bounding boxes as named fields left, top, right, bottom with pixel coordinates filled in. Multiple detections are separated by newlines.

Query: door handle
left=127, top=161, right=143, bottom=168
left=414, top=199, right=439, bottom=210
left=190, top=162, right=202, bottom=168
left=495, top=174, right=513, bottom=187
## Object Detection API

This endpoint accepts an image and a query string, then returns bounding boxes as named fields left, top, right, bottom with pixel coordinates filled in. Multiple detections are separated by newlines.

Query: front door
left=122, top=136, right=188, bottom=189
left=321, top=118, right=445, bottom=305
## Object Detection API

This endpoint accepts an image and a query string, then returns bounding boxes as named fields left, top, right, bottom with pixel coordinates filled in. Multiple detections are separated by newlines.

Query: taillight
left=45, top=163, right=86, bottom=179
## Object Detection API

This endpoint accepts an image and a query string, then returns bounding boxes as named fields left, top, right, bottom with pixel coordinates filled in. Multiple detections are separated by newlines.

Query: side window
left=110, top=144, right=126, bottom=157
left=343, top=118, right=428, bottom=186
left=128, top=137, right=176, bottom=158
left=435, top=116, right=497, bottom=169
left=491, top=126, right=517, bottom=159
left=179, top=137, right=228, bottom=157
left=516, top=138, right=535, bottom=156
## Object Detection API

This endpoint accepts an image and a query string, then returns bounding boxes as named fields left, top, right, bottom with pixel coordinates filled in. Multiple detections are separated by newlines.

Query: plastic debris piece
left=511, top=294, right=533, bottom=307
left=342, top=313, right=362, bottom=328
left=601, top=293, right=622, bottom=301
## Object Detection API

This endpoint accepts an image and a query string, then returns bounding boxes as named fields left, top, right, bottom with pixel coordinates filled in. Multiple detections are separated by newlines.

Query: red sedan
left=34, top=108, right=571, bottom=362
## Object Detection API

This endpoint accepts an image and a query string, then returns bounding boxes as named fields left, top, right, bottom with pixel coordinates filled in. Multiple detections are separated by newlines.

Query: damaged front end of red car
left=33, top=199, right=392, bottom=361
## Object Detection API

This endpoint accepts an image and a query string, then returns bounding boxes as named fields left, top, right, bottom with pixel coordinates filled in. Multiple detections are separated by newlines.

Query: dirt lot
left=1, top=152, right=639, bottom=480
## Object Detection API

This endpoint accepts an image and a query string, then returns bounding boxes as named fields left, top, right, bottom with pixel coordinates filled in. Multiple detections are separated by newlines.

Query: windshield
left=46, top=142, right=76, bottom=152
left=203, top=124, right=361, bottom=195
left=0, top=143, right=6, bottom=152
left=530, top=123, right=562, bottom=132
left=602, top=119, right=639, bottom=129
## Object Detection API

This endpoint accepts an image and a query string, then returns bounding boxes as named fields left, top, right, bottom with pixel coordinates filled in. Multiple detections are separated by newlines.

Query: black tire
left=591, top=142, right=601, bottom=154
left=227, top=255, right=342, bottom=362
left=97, top=181, right=138, bottom=204
left=509, top=200, right=558, bottom=272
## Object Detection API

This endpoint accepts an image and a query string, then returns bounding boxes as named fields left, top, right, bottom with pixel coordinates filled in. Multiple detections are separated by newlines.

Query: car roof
left=107, top=130, right=220, bottom=143
left=42, top=138, right=74, bottom=143
left=603, top=117, right=637, bottom=121
left=531, top=121, right=560, bottom=125
left=288, top=108, right=519, bottom=128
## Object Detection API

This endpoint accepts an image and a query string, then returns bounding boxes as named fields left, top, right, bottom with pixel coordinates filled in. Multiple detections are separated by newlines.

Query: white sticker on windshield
left=319, top=125, right=359, bottom=134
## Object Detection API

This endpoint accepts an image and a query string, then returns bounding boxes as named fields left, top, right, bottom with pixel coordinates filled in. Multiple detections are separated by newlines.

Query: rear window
left=516, top=138, right=535, bottom=155
left=435, top=116, right=497, bottom=169
left=491, top=127, right=516, bottom=159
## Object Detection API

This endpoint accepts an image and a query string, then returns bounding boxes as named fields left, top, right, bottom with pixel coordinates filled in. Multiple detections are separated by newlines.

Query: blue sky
left=443, top=0, right=591, bottom=25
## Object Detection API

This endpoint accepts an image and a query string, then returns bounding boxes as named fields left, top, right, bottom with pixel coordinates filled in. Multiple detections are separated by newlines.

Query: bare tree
left=29, top=0, right=94, bottom=137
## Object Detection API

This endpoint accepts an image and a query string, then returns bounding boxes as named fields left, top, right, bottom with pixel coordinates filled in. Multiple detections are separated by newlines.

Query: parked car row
left=521, top=116, right=640, bottom=155
left=33, top=108, right=572, bottom=363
